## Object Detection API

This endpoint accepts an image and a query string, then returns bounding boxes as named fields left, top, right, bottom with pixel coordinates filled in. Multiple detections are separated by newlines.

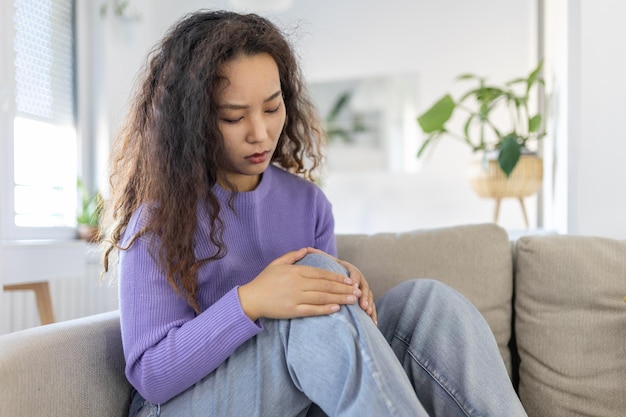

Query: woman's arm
left=119, top=235, right=262, bottom=404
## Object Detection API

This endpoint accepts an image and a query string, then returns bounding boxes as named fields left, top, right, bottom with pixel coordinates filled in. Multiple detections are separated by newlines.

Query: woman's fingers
left=298, top=265, right=355, bottom=287
left=239, top=257, right=360, bottom=321
left=268, top=247, right=309, bottom=266
left=302, top=248, right=378, bottom=324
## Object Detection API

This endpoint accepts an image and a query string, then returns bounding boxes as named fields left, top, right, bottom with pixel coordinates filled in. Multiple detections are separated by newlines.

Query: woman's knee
left=411, top=279, right=475, bottom=310
left=377, top=279, right=474, bottom=324
left=382, top=278, right=462, bottom=303
left=295, top=253, right=347, bottom=276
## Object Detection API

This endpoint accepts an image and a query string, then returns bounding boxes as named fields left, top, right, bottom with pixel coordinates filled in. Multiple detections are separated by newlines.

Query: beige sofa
left=1, top=223, right=624, bottom=417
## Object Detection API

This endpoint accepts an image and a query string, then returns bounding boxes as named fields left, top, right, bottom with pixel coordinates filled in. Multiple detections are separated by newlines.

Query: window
left=1, top=0, right=77, bottom=240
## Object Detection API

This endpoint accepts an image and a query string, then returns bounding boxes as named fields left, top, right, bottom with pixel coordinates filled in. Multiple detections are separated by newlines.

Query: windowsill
left=1, top=239, right=88, bottom=286
left=2, top=238, right=87, bottom=247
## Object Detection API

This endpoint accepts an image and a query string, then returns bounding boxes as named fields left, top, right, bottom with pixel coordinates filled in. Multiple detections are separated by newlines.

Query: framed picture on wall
left=309, top=73, right=419, bottom=173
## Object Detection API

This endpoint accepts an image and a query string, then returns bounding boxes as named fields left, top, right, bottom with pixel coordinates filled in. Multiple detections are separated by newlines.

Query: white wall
left=80, top=0, right=160, bottom=193
left=543, top=0, right=626, bottom=239
left=541, top=0, right=568, bottom=235
left=89, top=0, right=539, bottom=234
left=576, top=0, right=626, bottom=239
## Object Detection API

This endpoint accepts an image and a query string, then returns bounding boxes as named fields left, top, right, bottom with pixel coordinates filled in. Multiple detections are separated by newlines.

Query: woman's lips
left=246, top=151, right=269, bottom=164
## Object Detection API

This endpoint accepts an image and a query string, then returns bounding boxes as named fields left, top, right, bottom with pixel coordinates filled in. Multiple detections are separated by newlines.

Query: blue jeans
left=130, top=253, right=527, bottom=416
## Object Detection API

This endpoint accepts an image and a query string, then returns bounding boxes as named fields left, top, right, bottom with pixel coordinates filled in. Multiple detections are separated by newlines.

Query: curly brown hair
left=102, top=10, right=326, bottom=312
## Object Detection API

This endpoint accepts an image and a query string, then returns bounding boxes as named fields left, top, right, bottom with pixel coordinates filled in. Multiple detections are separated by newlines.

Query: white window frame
left=1, top=0, right=79, bottom=242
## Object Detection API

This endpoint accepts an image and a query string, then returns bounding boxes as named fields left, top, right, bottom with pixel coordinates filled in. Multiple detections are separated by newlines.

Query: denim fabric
left=130, top=253, right=526, bottom=416
left=376, top=279, right=527, bottom=416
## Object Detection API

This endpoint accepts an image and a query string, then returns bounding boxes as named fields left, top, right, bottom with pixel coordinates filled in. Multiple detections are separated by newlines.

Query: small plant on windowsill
left=416, top=61, right=546, bottom=177
left=99, top=0, right=142, bottom=21
left=77, top=179, right=103, bottom=243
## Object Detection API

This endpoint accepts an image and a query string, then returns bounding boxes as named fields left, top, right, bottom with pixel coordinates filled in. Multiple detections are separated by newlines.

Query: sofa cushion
left=515, top=235, right=626, bottom=417
left=336, top=223, right=515, bottom=376
left=0, top=310, right=131, bottom=417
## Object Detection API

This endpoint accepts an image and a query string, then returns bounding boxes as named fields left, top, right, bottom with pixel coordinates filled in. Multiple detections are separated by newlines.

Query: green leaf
left=475, top=86, right=505, bottom=103
left=77, top=179, right=103, bottom=227
left=498, top=134, right=521, bottom=177
left=417, top=95, right=455, bottom=133
left=327, top=91, right=352, bottom=122
left=327, top=127, right=352, bottom=143
left=506, top=77, right=527, bottom=86
left=417, top=132, right=442, bottom=158
left=528, top=114, right=542, bottom=133
left=458, top=86, right=505, bottom=107
left=456, top=73, right=480, bottom=81
left=463, top=113, right=475, bottom=141
left=525, top=61, right=544, bottom=94
left=527, top=61, right=543, bottom=85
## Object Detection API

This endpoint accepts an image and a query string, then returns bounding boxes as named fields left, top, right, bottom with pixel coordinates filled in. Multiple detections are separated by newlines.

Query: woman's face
left=216, top=53, right=286, bottom=192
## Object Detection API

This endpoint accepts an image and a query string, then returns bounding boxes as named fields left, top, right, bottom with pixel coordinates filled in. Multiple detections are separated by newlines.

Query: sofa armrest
left=0, top=310, right=131, bottom=417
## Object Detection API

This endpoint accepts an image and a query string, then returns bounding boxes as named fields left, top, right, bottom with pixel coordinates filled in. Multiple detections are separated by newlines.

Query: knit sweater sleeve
left=118, top=211, right=262, bottom=404
left=313, top=186, right=337, bottom=257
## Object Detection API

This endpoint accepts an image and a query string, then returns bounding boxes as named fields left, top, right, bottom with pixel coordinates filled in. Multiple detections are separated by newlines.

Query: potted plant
left=416, top=62, right=546, bottom=226
left=76, top=179, right=103, bottom=243
left=417, top=61, right=545, bottom=175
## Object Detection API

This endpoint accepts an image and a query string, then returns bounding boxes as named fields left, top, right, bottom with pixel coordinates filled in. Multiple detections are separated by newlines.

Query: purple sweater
left=118, top=165, right=336, bottom=404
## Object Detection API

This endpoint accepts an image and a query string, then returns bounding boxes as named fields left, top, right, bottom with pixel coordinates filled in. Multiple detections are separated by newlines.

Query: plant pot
left=467, top=154, right=543, bottom=199
left=77, top=224, right=100, bottom=243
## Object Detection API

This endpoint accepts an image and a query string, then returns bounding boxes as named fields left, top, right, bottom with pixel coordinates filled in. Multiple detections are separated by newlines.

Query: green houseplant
left=76, top=179, right=103, bottom=242
left=416, top=61, right=546, bottom=177
left=324, top=90, right=369, bottom=144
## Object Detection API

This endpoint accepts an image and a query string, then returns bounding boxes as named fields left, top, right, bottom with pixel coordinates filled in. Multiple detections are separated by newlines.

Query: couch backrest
left=514, top=234, right=626, bottom=417
left=336, top=223, right=515, bottom=377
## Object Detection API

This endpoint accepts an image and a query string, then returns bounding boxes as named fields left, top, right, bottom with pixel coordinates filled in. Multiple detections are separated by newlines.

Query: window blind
left=14, top=0, right=74, bottom=123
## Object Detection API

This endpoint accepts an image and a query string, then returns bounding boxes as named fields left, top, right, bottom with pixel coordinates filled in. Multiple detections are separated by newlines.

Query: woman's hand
left=306, top=248, right=378, bottom=325
left=238, top=248, right=362, bottom=321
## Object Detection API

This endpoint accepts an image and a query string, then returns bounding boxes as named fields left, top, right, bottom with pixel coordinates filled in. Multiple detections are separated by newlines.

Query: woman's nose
left=246, top=115, right=267, bottom=143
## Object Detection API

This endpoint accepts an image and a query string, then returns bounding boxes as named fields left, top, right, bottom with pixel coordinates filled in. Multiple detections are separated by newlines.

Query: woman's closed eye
left=265, top=104, right=281, bottom=114
left=220, top=116, right=243, bottom=124
left=219, top=105, right=280, bottom=123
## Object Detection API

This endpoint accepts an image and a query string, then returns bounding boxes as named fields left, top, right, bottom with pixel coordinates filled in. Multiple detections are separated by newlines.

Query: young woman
left=102, top=10, right=528, bottom=417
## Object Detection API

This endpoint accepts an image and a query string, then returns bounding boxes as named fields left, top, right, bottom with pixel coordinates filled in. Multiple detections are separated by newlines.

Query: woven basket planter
left=468, top=154, right=543, bottom=199
left=77, top=224, right=101, bottom=243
